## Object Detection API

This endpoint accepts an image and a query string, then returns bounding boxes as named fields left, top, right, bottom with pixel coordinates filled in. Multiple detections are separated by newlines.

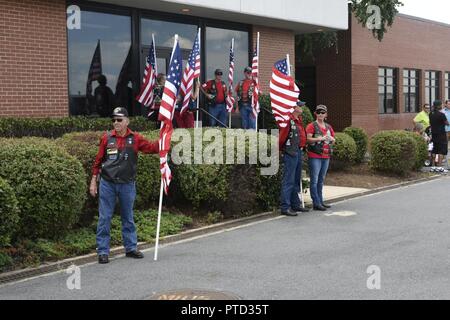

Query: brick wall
left=0, top=0, right=68, bottom=118
left=252, top=25, right=295, bottom=95
left=351, top=14, right=450, bottom=136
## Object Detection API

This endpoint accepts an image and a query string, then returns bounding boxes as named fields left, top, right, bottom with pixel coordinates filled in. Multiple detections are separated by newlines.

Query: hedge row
left=370, top=130, right=428, bottom=175
left=0, top=116, right=155, bottom=138
left=0, top=138, right=87, bottom=240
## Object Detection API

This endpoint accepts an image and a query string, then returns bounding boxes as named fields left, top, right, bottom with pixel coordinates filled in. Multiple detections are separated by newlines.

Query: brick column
left=0, top=0, right=68, bottom=117
left=251, top=25, right=295, bottom=95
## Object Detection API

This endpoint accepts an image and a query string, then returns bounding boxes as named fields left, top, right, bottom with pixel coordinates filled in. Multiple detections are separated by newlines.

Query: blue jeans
left=97, top=179, right=137, bottom=256
left=309, top=157, right=330, bottom=206
left=209, top=103, right=228, bottom=127
left=280, top=149, right=303, bottom=212
left=239, top=102, right=256, bottom=130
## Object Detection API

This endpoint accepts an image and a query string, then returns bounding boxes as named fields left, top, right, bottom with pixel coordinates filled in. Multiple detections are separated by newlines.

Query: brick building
left=0, top=0, right=347, bottom=122
left=298, top=13, right=450, bottom=136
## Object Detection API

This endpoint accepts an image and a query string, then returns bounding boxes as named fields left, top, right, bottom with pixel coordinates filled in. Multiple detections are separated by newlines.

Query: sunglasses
left=216, top=73, right=223, bottom=76
left=112, top=118, right=124, bottom=123
left=317, top=111, right=327, bottom=115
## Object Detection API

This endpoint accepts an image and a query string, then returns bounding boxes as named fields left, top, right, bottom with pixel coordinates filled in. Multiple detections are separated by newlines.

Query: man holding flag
left=270, top=57, right=309, bottom=216
left=90, top=107, right=159, bottom=264
left=236, top=66, right=257, bottom=129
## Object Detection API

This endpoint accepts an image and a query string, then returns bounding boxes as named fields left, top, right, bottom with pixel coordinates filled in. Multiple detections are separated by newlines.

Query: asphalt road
left=1, top=177, right=449, bottom=300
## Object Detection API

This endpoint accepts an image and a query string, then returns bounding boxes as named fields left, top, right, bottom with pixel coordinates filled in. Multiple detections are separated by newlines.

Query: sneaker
left=125, top=251, right=144, bottom=259
left=98, top=255, right=109, bottom=264
left=292, top=207, right=310, bottom=213
left=280, top=210, right=298, bottom=217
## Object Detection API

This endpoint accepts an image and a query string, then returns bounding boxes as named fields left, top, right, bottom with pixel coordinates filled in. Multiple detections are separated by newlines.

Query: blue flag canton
left=148, top=42, right=156, bottom=69
left=229, top=44, right=235, bottom=62
left=167, top=43, right=183, bottom=88
left=274, top=59, right=288, bottom=75
left=188, top=35, right=200, bottom=69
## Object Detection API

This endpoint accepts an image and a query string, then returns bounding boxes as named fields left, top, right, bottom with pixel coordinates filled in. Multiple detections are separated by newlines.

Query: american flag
left=136, top=36, right=157, bottom=107
left=86, top=40, right=102, bottom=96
left=251, top=43, right=260, bottom=118
left=158, top=39, right=183, bottom=195
left=180, top=30, right=201, bottom=114
left=226, top=40, right=235, bottom=112
left=270, top=58, right=299, bottom=129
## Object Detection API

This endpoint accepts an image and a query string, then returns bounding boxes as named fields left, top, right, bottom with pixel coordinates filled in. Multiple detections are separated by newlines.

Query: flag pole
left=196, top=28, right=201, bottom=129
left=255, top=32, right=260, bottom=131
left=287, top=53, right=304, bottom=208
left=152, top=34, right=157, bottom=75
left=154, top=35, right=178, bottom=261
left=154, top=176, right=165, bottom=261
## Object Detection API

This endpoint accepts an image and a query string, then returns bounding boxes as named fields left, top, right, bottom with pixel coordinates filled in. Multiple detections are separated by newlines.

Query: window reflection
left=68, top=10, right=132, bottom=116
left=205, top=27, right=249, bottom=84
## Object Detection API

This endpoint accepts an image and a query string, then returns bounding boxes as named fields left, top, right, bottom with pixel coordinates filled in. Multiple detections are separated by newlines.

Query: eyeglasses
left=317, top=111, right=327, bottom=115
left=112, top=118, right=124, bottom=123
left=216, top=73, right=223, bottom=76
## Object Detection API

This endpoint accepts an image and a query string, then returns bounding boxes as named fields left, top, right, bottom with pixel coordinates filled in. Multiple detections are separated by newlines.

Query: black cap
left=244, top=66, right=252, bottom=73
left=215, top=69, right=223, bottom=75
left=112, top=107, right=128, bottom=118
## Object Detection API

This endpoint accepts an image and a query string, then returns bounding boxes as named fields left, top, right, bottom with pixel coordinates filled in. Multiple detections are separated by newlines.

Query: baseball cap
left=315, top=105, right=328, bottom=113
left=215, top=69, right=223, bottom=75
left=297, top=100, right=306, bottom=107
left=112, top=107, right=129, bottom=118
left=244, top=66, right=252, bottom=73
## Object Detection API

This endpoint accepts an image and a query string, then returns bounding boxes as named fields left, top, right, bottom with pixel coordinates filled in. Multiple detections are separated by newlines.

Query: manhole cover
left=148, top=289, right=241, bottom=300
left=325, top=211, right=357, bottom=217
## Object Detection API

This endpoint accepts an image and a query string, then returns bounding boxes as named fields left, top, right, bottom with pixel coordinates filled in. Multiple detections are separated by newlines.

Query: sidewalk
left=302, top=185, right=369, bottom=205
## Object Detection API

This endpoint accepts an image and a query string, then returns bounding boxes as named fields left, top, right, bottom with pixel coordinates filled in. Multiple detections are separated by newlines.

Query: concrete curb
left=0, top=174, right=443, bottom=285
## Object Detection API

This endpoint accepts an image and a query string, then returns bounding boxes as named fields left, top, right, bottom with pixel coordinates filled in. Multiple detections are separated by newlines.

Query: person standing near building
left=413, top=103, right=431, bottom=130
left=174, top=79, right=199, bottom=128
left=279, top=102, right=310, bottom=216
left=94, top=74, right=115, bottom=117
left=444, top=100, right=450, bottom=141
left=306, top=105, right=336, bottom=211
left=235, top=67, right=257, bottom=129
left=429, top=100, right=449, bottom=170
left=147, top=73, right=166, bottom=123
left=90, top=107, right=159, bottom=264
left=201, top=69, right=228, bottom=127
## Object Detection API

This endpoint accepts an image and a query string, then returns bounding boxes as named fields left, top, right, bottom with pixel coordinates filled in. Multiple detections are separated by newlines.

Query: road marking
left=325, top=211, right=357, bottom=217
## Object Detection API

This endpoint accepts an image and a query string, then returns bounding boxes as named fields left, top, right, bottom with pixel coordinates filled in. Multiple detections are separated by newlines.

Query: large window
left=425, top=71, right=440, bottom=106
left=403, top=69, right=419, bottom=113
left=68, top=10, right=132, bottom=116
left=140, top=18, right=198, bottom=76
left=445, top=72, right=450, bottom=102
left=205, top=27, right=249, bottom=85
left=378, top=67, right=397, bottom=114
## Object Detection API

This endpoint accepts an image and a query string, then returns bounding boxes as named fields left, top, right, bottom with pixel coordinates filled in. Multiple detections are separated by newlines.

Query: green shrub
left=370, top=130, right=416, bottom=175
left=0, top=177, right=20, bottom=247
left=343, top=127, right=368, bottom=163
left=0, top=252, right=13, bottom=271
left=0, top=116, right=155, bottom=138
left=58, top=131, right=161, bottom=222
left=57, top=131, right=104, bottom=224
left=0, top=138, right=87, bottom=239
left=401, top=131, right=428, bottom=171
left=329, top=133, right=357, bottom=171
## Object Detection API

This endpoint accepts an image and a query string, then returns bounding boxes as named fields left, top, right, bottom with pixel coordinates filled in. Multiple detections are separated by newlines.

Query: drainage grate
left=148, top=289, right=241, bottom=300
